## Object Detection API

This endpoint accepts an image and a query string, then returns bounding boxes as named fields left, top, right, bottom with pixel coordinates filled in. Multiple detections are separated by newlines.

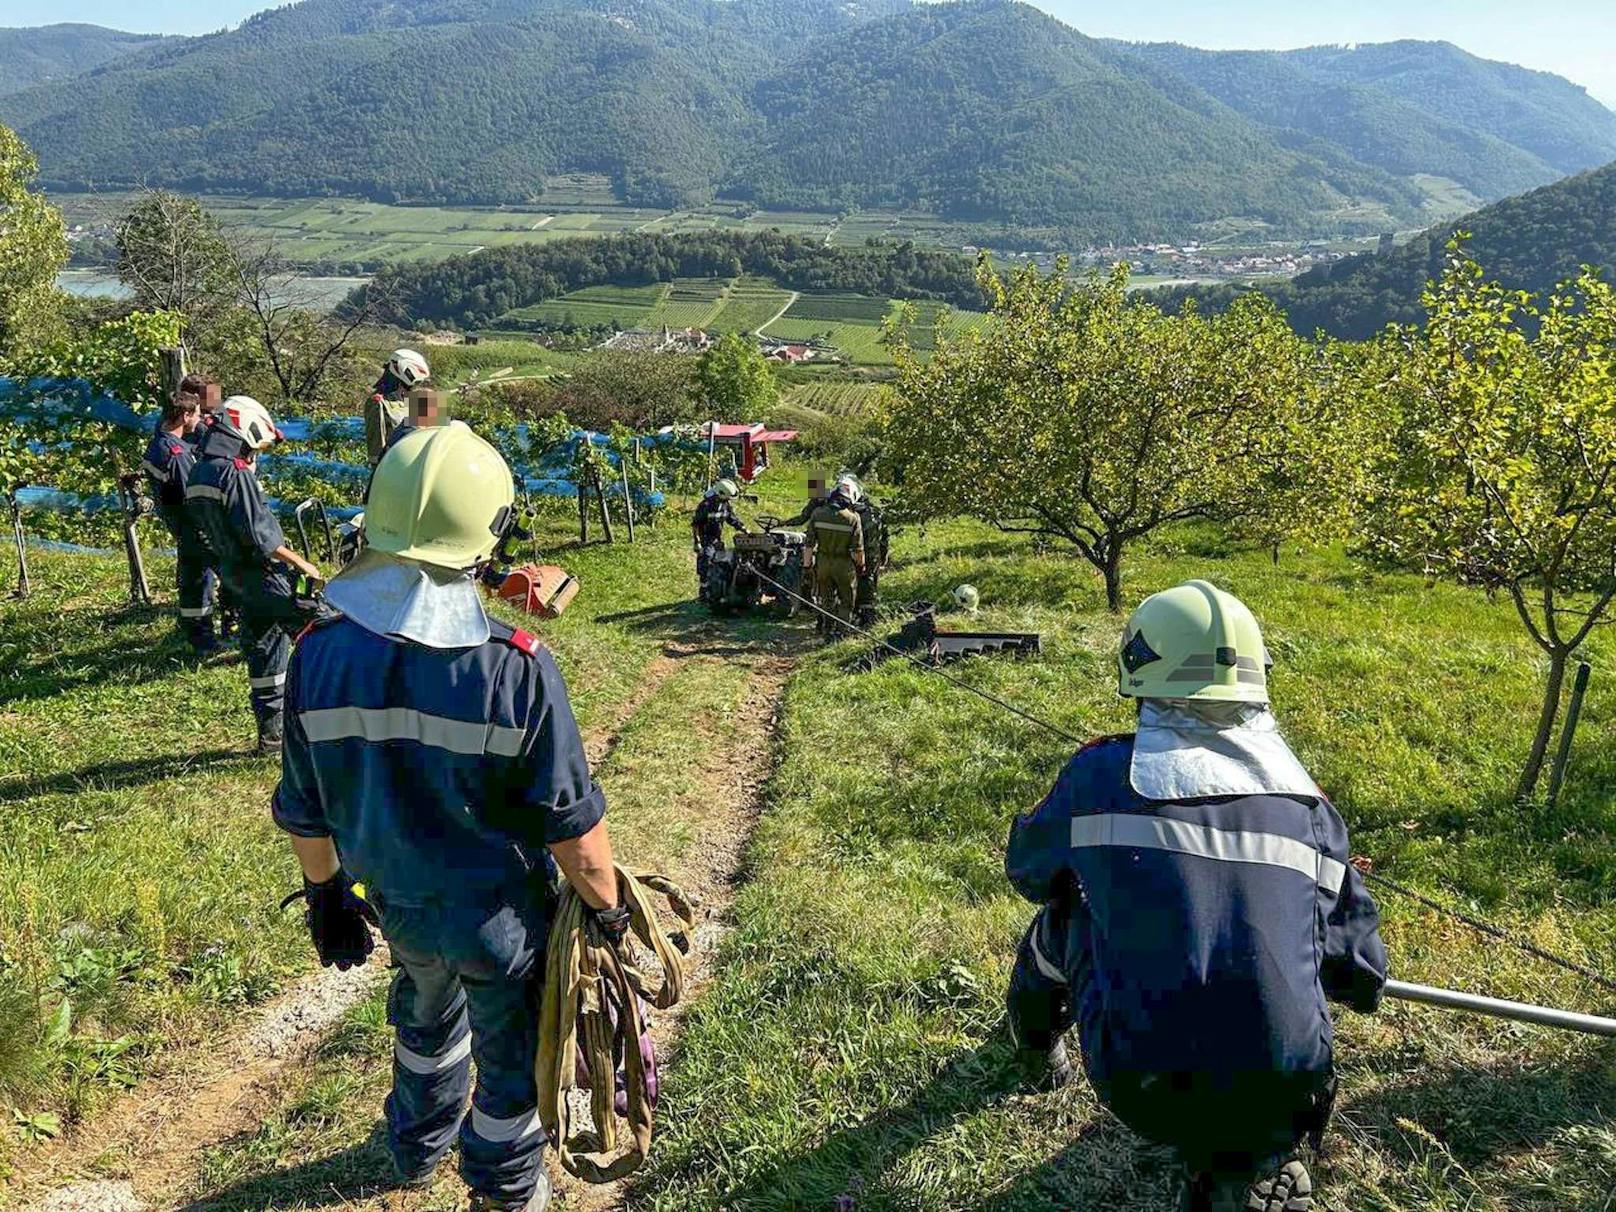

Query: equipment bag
left=537, top=866, right=696, bottom=1182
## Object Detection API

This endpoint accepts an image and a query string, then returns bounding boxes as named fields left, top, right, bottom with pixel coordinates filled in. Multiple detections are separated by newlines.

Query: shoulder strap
left=489, top=618, right=543, bottom=657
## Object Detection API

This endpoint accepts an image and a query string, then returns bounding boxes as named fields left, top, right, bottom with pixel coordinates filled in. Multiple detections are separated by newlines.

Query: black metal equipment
left=856, top=603, right=1041, bottom=671
left=115, top=474, right=153, bottom=606
left=702, top=515, right=806, bottom=618
left=295, top=498, right=338, bottom=564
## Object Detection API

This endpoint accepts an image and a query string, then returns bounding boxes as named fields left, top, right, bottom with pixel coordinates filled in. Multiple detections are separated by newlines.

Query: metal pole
left=117, top=476, right=152, bottom=606
left=8, top=495, right=29, bottom=600
left=620, top=458, right=636, bottom=544
left=706, top=420, right=716, bottom=490
left=1384, top=979, right=1616, bottom=1038
left=1546, top=662, right=1592, bottom=809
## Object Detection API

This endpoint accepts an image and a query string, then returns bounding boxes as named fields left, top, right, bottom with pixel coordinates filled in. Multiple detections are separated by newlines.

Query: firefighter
left=837, top=475, right=887, bottom=627
left=802, top=480, right=865, bottom=633
left=1004, top=581, right=1386, bottom=1212
left=178, top=374, right=224, bottom=442
left=140, top=389, right=220, bottom=655
left=366, top=349, right=431, bottom=465
left=273, top=425, right=622, bottom=1212
left=185, top=397, right=323, bottom=754
left=691, top=478, right=747, bottom=592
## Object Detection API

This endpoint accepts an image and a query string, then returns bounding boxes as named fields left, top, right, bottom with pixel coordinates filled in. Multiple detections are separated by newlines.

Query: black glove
left=585, top=903, right=632, bottom=949
left=282, top=871, right=379, bottom=970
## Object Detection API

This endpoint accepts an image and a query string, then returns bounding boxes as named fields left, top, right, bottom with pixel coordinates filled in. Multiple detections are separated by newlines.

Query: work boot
left=1244, top=1159, right=1312, bottom=1212
left=468, top=1171, right=551, bottom=1212
left=256, top=712, right=285, bottom=756
left=188, top=628, right=226, bottom=659
left=1015, top=1038, right=1075, bottom=1092
left=390, top=1155, right=437, bottom=1190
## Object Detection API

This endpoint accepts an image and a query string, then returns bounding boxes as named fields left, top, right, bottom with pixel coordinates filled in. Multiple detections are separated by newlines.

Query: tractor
left=702, top=515, right=806, bottom=617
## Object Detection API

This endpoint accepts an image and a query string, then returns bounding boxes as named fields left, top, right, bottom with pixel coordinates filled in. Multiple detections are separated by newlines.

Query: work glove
left=585, top=902, right=633, bottom=950
left=281, top=871, right=379, bottom=970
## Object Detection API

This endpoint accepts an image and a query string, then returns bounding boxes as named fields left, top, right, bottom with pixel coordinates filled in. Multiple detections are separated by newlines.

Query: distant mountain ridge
left=2, top=0, right=1614, bottom=242
left=0, top=24, right=169, bottom=97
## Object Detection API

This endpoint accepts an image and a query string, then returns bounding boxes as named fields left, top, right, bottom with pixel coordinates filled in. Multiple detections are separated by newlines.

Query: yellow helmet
left=1119, top=580, right=1269, bottom=703
left=365, top=426, right=515, bottom=569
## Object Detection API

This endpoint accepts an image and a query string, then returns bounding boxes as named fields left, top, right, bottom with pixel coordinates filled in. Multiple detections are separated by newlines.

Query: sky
left=5, top=0, right=1615, bottom=105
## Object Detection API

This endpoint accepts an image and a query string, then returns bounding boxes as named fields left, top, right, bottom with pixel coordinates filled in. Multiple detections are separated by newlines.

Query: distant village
left=600, top=324, right=829, bottom=364
left=971, top=236, right=1381, bottom=283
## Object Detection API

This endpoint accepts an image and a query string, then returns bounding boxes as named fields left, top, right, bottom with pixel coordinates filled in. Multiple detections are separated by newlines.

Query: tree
left=550, top=352, right=697, bottom=430
left=114, top=189, right=236, bottom=345
left=1359, top=241, right=1616, bottom=801
left=695, top=333, right=777, bottom=420
left=0, top=123, right=68, bottom=361
left=890, top=260, right=1333, bottom=610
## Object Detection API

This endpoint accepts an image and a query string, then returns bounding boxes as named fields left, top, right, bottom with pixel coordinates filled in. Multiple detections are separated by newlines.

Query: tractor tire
left=772, top=561, right=802, bottom=620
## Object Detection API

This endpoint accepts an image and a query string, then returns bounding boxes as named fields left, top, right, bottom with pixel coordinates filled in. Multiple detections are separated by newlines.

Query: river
left=55, top=270, right=369, bottom=312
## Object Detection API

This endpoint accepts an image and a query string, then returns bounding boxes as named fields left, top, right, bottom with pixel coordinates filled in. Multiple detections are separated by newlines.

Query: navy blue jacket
left=140, top=429, right=198, bottom=536
left=272, top=616, right=605, bottom=915
left=185, top=426, right=287, bottom=588
left=1007, top=735, right=1385, bottom=1090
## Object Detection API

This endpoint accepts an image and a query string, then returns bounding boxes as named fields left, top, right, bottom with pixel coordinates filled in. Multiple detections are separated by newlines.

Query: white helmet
left=389, top=349, right=431, bottom=387
left=835, top=476, right=864, bottom=506
left=713, top=479, right=739, bottom=501
left=222, top=396, right=283, bottom=451
left=952, top=584, right=980, bottom=614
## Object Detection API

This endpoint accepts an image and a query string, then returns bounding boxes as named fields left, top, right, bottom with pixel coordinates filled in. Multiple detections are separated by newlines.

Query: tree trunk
left=1516, top=648, right=1569, bottom=803
left=1102, top=539, right=1124, bottom=613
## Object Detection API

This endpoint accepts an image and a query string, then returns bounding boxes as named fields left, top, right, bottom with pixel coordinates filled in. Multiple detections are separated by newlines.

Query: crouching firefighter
left=803, top=480, right=865, bottom=634
left=691, top=478, right=747, bottom=592
left=272, top=425, right=626, bottom=1212
left=1004, top=580, right=1386, bottom=1212
left=185, top=397, right=324, bottom=754
left=141, top=388, right=220, bottom=655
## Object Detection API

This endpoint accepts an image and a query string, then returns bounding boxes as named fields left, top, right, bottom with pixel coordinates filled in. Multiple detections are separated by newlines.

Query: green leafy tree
left=695, top=333, right=777, bottom=420
left=0, top=123, right=68, bottom=361
left=891, top=260, right=1339, bottom=610
left=1359, top=241, right=1616, bottom=801
left=551, top=351, right=697, bottom=430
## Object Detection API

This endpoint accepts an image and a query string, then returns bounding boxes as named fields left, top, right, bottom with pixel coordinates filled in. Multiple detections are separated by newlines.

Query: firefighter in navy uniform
left=1005, top=581, right=1386, bottom=1212
left=691, top=478, right=747, bottom=593
left=140, top=389, right=221, bottom=655
left=185, top=397, right=323, bottom=754
left=272, top=425, right=624, bottom=1212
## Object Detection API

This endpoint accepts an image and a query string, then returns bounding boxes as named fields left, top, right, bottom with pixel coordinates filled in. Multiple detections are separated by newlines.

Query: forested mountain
left=0, top=24, right=168, bottom=97
left=1158, top=160, right=1616, bottom=339
left=1121, top=42, right=1583, bottom=203
left=3, top=0, right=1613, bottom=240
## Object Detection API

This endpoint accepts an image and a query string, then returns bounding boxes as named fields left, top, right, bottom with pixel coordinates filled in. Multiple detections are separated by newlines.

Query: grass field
left=5, top=504, right=1614, bottom=1209
left=500, top=283, right=670, bottom=331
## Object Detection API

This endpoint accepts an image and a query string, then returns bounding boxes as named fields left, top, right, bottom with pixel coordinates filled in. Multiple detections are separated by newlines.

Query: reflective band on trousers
left=249, top=672, right=288, bottom=689
left=185, top=484, right=226, bottom=503
left=179, top=606, right=214, bottom=619
left=1070, top=814, right=1346, bottom=893
left=1029, top=917, right=1067, bottom=986
left=395, top=1033, right=472, bottom=1075
left=299, top=706, right=526, bottom=757
left=471, top=1105, right=542, bottom=1144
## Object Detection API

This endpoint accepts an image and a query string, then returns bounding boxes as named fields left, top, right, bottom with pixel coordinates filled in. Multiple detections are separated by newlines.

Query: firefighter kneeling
left=273, top=426, right=624, bottom=1211
left=1005, top=581, right=1386, bottom=1212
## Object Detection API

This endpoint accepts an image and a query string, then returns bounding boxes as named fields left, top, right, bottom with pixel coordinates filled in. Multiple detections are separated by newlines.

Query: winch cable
left=752, top=568, right=1616, bottom=995
left=754, top=569, right=1086, bottom=745
left=537, top=864, right=697, bottom=1183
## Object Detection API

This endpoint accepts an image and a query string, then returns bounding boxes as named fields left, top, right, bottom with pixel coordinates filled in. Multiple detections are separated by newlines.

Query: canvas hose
left=537, top=864, right=697, bottom=1183
left=751, top=567, right=1616, bottom=993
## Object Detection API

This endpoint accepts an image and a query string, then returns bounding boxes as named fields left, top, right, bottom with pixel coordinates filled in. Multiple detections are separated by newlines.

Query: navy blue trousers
left=378, top=888, right=551, bottom=1205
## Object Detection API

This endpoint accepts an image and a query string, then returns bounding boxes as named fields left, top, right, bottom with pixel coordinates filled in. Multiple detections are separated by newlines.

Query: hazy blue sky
left=6, top=0, right=1615, bottom=104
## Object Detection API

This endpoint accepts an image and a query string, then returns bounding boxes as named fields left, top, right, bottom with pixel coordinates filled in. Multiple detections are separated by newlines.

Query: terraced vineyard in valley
left=780, top=381, right=887, bottom=416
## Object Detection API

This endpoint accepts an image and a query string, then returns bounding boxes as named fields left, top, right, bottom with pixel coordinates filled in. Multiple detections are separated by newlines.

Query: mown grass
left=630, top=520, right=1616, bottom=1211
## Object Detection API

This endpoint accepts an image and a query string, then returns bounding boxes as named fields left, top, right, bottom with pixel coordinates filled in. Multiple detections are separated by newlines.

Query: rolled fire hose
left=537, top=865, right=698, bottom=1182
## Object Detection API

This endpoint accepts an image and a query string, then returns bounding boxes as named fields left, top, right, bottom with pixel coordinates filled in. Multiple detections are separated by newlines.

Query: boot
left=1014, top=1038, right=1075, bottom=1092
left=468, top=1172, right=551, bottom=1212
left=1245, top=1159, right=1311, bottom=1212
left=256, top=711, right=285, bottom=756
left=188, top=624, right=226, bottom=658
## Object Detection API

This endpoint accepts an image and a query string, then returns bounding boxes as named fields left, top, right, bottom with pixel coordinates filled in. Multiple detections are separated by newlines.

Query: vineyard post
left=592, top=463, right=614, bottom=545
left=577, top=479, right=590, bottom=545
left=7, top=494, right=29, bottom=600
left=159, top=347, right=187, bottom=398
left=620, top=458, right=635, bottom=544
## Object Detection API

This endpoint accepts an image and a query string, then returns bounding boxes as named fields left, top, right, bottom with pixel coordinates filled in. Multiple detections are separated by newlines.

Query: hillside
left=3, top=0, right=1614, bottom=239
left=0, top=24, right=168, bottom=97
left=1159, top=160, right=1616, bottom=339
left=1121, top=41, right=1585, bottom=203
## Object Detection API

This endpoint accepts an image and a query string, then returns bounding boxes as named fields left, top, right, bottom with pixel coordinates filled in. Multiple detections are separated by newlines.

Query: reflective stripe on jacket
left=805, top=503, right=864, bottom=561
left=1006, top=734, right=1386, bottom=1089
